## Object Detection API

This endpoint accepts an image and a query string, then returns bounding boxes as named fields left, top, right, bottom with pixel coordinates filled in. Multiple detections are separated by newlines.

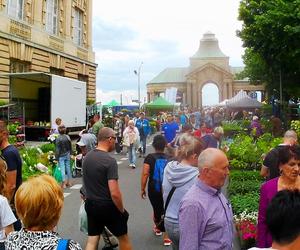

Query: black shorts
left=85, top=199, right=129, bottom=237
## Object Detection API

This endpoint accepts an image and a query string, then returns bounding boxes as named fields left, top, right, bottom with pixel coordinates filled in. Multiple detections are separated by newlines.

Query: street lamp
left=134, top=62, right=143, bottom=109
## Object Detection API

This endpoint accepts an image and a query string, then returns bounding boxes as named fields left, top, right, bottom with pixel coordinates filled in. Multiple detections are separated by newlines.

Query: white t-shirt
left=0, top=195, right=16, bottom=241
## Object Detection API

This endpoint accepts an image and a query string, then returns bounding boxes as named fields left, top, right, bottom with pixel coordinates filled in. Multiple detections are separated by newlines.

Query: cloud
left=93, top=17, right=138, bottom=51
left=92, top=0, right=245, bottom=103
left=96, top=88, right=147, bottom=105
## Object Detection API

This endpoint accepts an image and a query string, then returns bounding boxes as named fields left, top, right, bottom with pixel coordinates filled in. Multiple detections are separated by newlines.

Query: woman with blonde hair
left=0, top=156, right=16, bottom=249
left=162, top=135, right=203, bottom=250
left=123, top=120, right=139, bottom=168
left=5, top=174, right=82, bottom=249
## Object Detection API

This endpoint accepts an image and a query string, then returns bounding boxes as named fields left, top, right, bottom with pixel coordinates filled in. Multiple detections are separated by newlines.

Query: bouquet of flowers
left=234, top=210, right=258, bottom=249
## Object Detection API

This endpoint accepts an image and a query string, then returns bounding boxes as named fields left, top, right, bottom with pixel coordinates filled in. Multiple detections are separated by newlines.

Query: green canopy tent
left=145, top=96, right=174, bottom=115
left=104, top=99, right=120, bottom=107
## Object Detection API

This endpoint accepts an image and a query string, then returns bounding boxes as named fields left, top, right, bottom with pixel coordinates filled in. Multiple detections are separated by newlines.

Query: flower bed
left=229, top=169, right=262, bottom=249
left=225, top=131, right=281, bottom=249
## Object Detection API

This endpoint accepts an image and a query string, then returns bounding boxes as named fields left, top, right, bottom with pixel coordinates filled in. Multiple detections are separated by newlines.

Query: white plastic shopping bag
left=79, top=201, right=88, bottom=234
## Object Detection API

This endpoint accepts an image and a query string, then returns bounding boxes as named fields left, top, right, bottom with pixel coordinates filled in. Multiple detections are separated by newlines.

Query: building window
left=50, top=67, right=64, bottom=76
left=10, top=60, right=30, bottom=73
left=73, top=8, right=83, bottom=46
left=46, top=0, right=59, bottom=35
left=7, top=0, right=24, bottom=20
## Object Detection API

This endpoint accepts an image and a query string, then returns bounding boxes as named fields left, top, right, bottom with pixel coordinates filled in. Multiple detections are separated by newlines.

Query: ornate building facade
left=147, top=32, right=265, bottom=108
left=0, top=0, right=96, bottom=100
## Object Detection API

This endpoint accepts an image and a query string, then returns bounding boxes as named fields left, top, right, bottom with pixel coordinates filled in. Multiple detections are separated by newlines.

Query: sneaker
left=163, top=239, right=172, bottom=246
left=131, top=164, right=136, bottom=169
left=153, top=226, right=162, bottom=236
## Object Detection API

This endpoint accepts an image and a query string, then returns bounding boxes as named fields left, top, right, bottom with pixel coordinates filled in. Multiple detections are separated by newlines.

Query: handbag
left=53, top=165, right=63, bottom=183
left=156, top=186, right=176, bottom=231
left=57, top=239, right=70, bottom=250
left=122, top=133, right=130, bottom=147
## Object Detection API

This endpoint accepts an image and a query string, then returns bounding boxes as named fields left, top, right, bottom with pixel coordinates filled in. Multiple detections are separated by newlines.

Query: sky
left=92, top=0, right=245, bottom=105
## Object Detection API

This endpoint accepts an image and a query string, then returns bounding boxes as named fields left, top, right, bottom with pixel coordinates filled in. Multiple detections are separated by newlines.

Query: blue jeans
left=59, top=153, right=71, bottom=181
left=140, top=135, right=147, bottom=155
left=128, top=144, right=136, bottom=165
left=165, top=219, right=179, bottom=250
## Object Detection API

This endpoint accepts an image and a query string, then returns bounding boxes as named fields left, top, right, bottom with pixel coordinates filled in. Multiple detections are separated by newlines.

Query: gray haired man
left=178, top=148, right=233, bottom=250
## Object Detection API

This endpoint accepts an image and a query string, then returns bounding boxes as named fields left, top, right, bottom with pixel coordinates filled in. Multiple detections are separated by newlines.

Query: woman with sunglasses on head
left=257, top=145, right=300, bottom=248
left=0, top=156, right=16, bottom=249
left=162, top=135, right=203, bottom=250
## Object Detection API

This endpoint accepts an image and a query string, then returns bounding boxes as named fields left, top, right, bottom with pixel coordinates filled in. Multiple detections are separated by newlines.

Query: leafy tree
left=237, top=0, right=300, bottom=97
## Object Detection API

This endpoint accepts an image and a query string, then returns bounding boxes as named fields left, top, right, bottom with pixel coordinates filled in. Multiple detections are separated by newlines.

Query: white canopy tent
left=225, top=90, right=262, bottom=109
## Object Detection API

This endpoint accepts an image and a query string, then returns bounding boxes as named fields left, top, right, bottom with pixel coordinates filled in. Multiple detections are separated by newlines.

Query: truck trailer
left=6, top=72, right=86, bottom=140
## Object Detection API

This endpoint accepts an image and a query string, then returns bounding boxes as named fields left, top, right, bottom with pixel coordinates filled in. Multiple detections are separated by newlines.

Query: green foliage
left=260, top=118, right=272, bottom=134
left=229, top=169, right=262, bottom=215
left=86, top=99, right=95, bottom=105
left=7, top=122, right=20, bottom=135
left=149, top=120, right=158, bottom=134
left=261, top=104, right=273, bottom=117
left=20, top=145, right=57, bottom=180
left=8, top=135, right=17, bottom=145
left=238, top=0, right=300, bottom=97
left=291, top=120, right=300, bottom=138
left=228, top=180, right=261, bottom=197
left=0, top=100, right=8, bottom=106
left=227, top=134, right=258, bottom=169
left=226, top=133, right=281, bottom=170
left=230, top=170, right=261, bottom=182
left=39, top=143, right=56, bottom=153
left=222, top=121, right=244, bottom=132
left=230, top=192, right=260, bottom=215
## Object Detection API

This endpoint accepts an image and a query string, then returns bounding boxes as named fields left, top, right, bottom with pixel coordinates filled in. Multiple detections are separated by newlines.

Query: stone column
left=199, top=85, right=202, bottom=109
left=223, top=82, right=228, bottom=100
left=65, top=1, right=72, bottom=40
left=182, top=92, right=186, bottom=106
left=33, top=0, right=43, bottom=29
left=228, top=82, right=233, bottom=98
left=87, top=0, right=93, bottom=49
left=187, top=81, right=192, bottom=107
left=192, top=82, right=198, bottom=108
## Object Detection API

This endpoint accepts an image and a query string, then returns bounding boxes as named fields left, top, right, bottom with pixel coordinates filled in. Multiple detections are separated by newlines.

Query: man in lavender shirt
left=178, top=148, right=233, bottom=250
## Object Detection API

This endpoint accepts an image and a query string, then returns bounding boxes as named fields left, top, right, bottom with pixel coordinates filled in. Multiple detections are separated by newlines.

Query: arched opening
left=201, top=83, right=219, bottom=107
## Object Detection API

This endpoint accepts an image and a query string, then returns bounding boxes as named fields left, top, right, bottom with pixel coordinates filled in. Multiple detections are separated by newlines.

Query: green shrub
left=228, top=179, right=262, bottom=197
left=230, top=170, right=262, bottom=182
left=39, top=143, right=56, bottom=153
left=291, top=120, right=300, bottom=138
left=226, top=133, right=281, bottom=170
left=230, top=192, right=260, bottom=215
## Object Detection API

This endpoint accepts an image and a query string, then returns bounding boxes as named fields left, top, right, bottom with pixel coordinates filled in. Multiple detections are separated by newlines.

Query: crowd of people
left=0, top=107, right=299, bottom=250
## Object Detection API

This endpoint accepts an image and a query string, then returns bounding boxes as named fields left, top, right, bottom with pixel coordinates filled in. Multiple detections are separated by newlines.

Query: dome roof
left=191, top=32, right=228, bottom=58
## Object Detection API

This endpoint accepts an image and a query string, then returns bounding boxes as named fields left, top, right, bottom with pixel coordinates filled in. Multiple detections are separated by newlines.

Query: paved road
left=57, top=141, right=170, bottom=250
left=56, top=138, right=241, bottom=250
